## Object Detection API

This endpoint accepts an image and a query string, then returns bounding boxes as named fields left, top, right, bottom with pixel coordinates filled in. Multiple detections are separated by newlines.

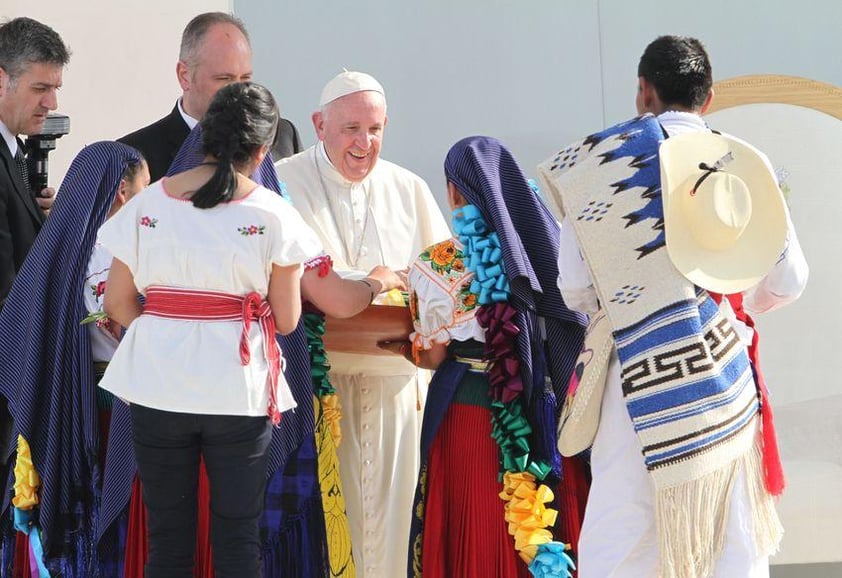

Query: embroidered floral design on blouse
left=238, top=225, right=266, bottom=236
left=139, top=216, right=158, bottom=228
left=409, top=290, right=420, bottom=323
left=91, top=280, right=106, bottom=298
left=419, top=240, right=458, bottom=274
left=420, top=240, right=467, bottom=277
left=416, top=240, right=477, bottom=322
left=457, top=282, right=478, bottom=315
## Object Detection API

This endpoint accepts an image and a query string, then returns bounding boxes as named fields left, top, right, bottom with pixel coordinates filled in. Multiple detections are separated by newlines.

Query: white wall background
left=237, top=0, right=842, bottom=209
left=2, top=0, right=230, bottom=185
left=707, top=103, right=842, bottom=566
left=3, top=1, right=841, bottom=572
left=236, top=0, right=842, bottom=571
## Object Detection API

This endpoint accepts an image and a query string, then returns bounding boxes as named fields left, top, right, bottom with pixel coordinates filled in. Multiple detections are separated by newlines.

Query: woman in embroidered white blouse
left=99, top=82, right=322, bottom=577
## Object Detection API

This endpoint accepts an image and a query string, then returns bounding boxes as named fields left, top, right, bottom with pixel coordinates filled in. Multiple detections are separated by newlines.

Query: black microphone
left=23, top=113, right=70, bottom=195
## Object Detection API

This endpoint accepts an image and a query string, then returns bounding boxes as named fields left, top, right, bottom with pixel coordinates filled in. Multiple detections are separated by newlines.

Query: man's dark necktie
left=13, top=147, right=31, bottom=194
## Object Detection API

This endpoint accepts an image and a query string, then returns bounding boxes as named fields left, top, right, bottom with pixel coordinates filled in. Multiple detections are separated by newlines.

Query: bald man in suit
left=119, top=11, right=300, bottom=181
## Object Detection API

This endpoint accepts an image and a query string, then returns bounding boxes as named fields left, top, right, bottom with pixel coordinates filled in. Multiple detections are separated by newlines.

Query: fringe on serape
left=655, top=437, right=782, bottom=578
left=538, top=114, right=784, bottom=577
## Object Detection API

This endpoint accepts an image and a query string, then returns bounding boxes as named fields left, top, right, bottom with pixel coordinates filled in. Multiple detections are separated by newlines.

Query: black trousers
left=131, top=404, right=272, bottom=578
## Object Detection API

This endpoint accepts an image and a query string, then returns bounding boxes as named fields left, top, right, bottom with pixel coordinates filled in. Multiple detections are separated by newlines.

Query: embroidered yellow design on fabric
left=315, top=396, right=356, bottom=577
left=320, top=394, right=343, bottom=447
left=412, top=464, right=428, bottom=578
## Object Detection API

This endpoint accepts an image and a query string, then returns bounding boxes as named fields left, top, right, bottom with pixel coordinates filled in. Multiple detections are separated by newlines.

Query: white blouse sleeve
left=557, top=217, right=599, bottom=315
left=83, top=245, right=110, bottom=316
left=407, top=246, right=486, bottom=351
left=98, top=191, right=142, bottom=273
left=408, top=263, right=454, bottom=351
left=743, top=205, right=809, bottom=315
left=268, top=197, right=324, bottom=268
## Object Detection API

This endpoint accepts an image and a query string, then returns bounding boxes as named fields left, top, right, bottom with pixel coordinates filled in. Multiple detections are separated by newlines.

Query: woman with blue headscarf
left=0, top=141, right=148, bottom=576
left=379, top=136, right=586, bottom=578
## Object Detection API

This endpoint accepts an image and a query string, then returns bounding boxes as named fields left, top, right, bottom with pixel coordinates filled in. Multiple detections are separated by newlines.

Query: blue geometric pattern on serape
left=584, top=115, right=665, bottom=259
left=614, top=290, right=757, bottom=471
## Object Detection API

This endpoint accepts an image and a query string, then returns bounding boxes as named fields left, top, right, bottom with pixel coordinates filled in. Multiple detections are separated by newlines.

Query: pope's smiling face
left=313, top=90, right=387, bottom=183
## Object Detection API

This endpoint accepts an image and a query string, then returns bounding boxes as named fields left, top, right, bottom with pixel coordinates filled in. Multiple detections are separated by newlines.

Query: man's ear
left=176, top=60, right=191, bottom=92
left=312, top=111, right=325, bottom=141
left=639, top=77, right=657, bottom=112
left=0, top=67, right=8, bottom=97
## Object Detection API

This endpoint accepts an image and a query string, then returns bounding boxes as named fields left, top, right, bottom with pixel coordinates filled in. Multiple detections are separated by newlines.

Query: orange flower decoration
left=452, top=259, right=465, bottom=272
left=431, top=241, right=456, bottom=267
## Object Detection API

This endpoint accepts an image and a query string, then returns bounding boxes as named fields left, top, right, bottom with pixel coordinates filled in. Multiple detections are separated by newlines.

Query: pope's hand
left=366, top=265, right=406, bottom=293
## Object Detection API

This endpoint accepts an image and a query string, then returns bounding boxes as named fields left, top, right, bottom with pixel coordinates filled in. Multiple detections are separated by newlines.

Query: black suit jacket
left=118, top=104, right=190, bottom=182
left=119, top=103, right=303, bottom=182
left=0, top=138, right=46, bottom=307
left=272, top=118, right=303, bottom=161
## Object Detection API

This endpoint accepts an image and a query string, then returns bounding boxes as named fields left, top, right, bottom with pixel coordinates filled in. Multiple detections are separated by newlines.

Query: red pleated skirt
left=12, top=464, right=214, bottom=578
left=421, top=402, right=530, bottom=578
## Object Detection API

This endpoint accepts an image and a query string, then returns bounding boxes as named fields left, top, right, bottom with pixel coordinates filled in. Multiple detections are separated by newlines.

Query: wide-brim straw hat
left=660, top=131, right=787, bottom=294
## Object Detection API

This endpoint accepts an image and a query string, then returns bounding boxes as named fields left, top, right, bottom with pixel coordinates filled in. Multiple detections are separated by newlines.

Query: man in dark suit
left=0, top=17, right=70, bottom=465
left=119, top=12, right=300, bottom=182
left=0, top=17, right=70, bottom=308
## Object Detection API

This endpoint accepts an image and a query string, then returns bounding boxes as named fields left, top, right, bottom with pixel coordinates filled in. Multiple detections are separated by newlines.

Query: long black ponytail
left=192, top=82, right=279, bottom=209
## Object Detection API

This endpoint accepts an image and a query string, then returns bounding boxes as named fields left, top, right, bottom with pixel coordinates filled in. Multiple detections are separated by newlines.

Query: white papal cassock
left=276, top=144, right=450, bottom=578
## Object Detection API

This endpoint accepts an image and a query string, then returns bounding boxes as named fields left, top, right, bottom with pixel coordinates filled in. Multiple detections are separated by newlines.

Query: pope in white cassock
left=275, top=71, right=450, bottom=578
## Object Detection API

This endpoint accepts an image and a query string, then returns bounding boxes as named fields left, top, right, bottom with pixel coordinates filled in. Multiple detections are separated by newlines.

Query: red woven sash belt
left=143, top=286, right=283, bottom=425
left=710, top=291, right=784, bottom=495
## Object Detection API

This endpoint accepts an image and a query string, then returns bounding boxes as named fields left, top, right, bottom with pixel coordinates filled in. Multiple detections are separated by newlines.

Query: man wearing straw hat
left=540, top=35, right=808, bottom=577
left=275, top=71, right=449, bottom=578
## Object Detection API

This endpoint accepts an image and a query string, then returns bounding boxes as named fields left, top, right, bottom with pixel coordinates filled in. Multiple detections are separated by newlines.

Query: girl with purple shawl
left=0, top=141, right=148, bottom=576
left=381, top=136, right=586, bottom=577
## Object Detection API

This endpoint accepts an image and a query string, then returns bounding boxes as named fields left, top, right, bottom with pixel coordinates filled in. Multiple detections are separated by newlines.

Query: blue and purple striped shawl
left=444, top=137, right=586, bottom=398
left=0, top=141, right=142, bottom=574
left=443, top=136, right=587, bottom=469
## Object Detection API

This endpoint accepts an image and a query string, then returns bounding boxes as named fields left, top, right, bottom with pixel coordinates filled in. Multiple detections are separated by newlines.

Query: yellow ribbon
left=321, top=394, right=343, bottom=447
left=498, top=471, right=559, bottom=564
left=12, top=435, right=40, bottom=510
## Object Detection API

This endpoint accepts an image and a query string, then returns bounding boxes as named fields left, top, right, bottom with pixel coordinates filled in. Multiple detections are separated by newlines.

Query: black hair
left=637, top=35, right=712, bottom=111
left=0, top=17, right=70, bottom=81
left=121, top=155, right=146, bottom=182
left=192, top=82, right=279, bottom=209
